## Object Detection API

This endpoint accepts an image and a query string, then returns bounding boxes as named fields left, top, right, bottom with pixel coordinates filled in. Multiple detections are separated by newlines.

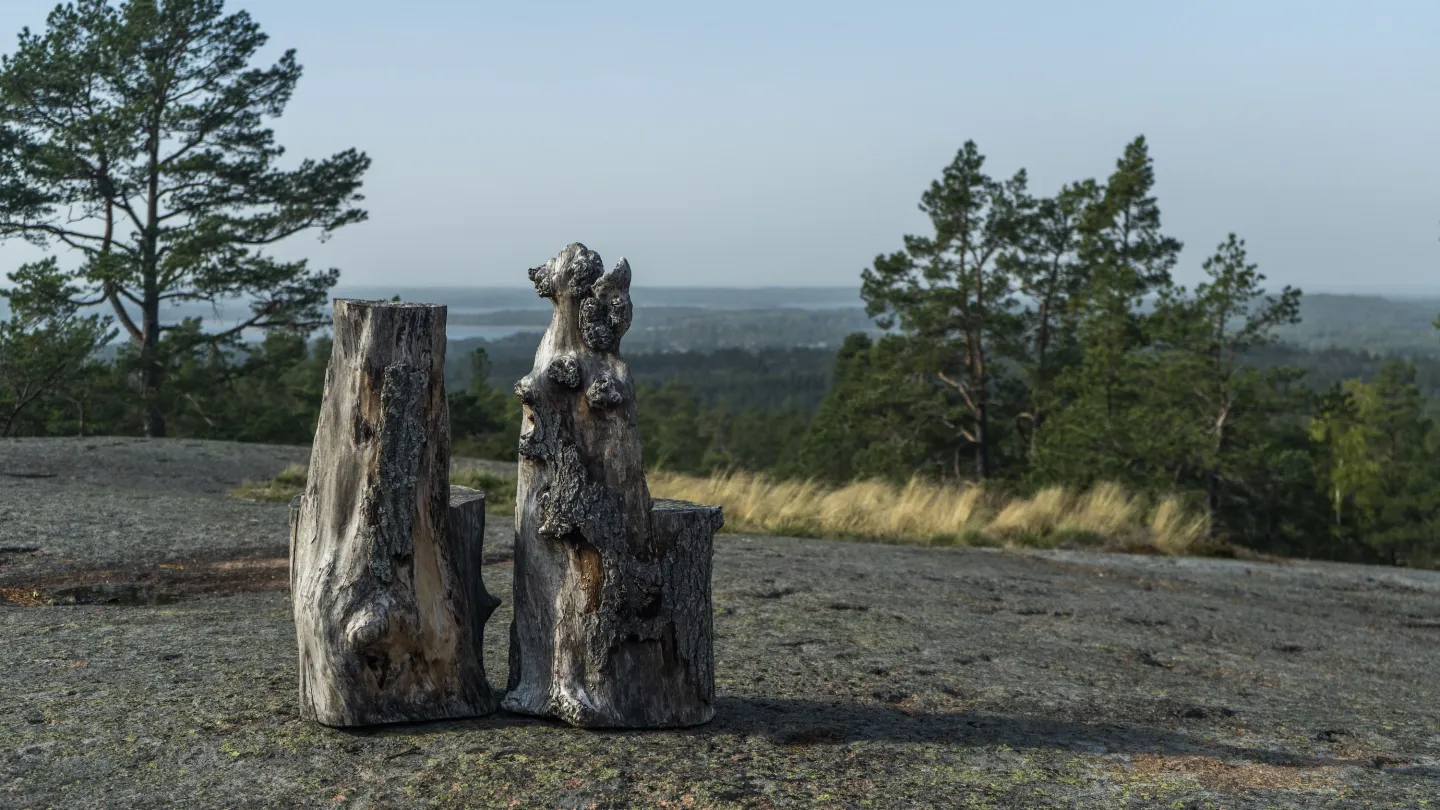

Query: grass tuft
left=1149, top=495, right=1212, bottom=554
left=229, top=463, right=308, bottom=503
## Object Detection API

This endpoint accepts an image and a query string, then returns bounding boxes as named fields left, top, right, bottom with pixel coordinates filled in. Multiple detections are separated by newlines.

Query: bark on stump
left=289, top=299, right=499, bottom=727
left=504, top=243, right=725, bottom=729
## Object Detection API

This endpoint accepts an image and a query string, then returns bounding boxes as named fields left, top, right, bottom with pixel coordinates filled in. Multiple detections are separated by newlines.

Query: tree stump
left=289, top=299, right=500, bottom=727
left=504, top=244, right=725, bottom=728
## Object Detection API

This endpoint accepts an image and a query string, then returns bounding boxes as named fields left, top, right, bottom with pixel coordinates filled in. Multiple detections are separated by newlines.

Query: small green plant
left=450, top=468, right=518, bottom=514
left=229, top=463, right=308, bottom=503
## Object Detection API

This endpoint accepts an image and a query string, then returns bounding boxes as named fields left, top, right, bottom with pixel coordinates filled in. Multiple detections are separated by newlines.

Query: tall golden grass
left=649, top=470, right=1213, bottom=554
left=234, top=463, right=1217, bottom=555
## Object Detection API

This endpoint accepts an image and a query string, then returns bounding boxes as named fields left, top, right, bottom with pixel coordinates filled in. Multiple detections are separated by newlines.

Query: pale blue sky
left=1, top=1, right=1437, bottom=291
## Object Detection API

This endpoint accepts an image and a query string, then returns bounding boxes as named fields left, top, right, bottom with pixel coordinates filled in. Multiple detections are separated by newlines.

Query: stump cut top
left=331, top=298, right=447, bottom=311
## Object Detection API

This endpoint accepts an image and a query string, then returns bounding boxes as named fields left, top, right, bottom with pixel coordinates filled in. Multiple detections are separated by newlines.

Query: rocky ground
left=1, top=438, right=1437, bottom=809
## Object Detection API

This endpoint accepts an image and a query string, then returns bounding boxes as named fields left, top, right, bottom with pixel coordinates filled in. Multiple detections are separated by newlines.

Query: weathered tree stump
left=504, top=244, right=724, bottom=728
left=289, top=299, right=499, bottom=727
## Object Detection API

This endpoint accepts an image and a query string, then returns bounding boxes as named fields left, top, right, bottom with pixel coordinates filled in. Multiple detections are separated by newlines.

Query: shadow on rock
left=306, top=694, right=1439, bottom=785
left=698, top=697, right=1435, bottom=777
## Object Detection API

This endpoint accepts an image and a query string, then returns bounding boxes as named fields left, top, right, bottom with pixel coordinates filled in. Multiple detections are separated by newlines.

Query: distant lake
left=447, top=325, right=539, bottom=341
left=0, top=285, right=860, bottom=344
left=225, top=324, right=540, bottom=344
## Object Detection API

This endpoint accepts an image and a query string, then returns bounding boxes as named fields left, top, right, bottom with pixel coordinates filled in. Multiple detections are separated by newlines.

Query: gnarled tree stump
left=289, top=299, right=499, bottom=727
left=504, top=244, right=724, bottom=728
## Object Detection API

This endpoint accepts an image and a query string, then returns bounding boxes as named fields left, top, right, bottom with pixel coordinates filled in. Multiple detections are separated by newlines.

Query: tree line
left=610, top=138, right=1440, bottom=568
left=773, top=137, right=1437, bottom=567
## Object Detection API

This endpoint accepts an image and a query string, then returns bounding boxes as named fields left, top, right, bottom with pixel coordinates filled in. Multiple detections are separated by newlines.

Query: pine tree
left=792, top=333, right=955, bottom=483
left=1032, top=137, right=1183, bottom=486
left=0, top=0, right=369, bottom=436
left=1075, top=136, right=1182, bottom=413
left=1152, top=233, right=1301, bottom=529
left=1010, top=179, right=1100, bottom=455
left=449, top=347, right=522, bottom=461
left=861, top=141, right=1031, bottom=479
left=0, top=259, right=115, bottom=435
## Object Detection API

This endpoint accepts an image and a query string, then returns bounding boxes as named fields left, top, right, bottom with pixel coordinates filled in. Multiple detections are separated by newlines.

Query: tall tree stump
left=504, top=244, right=725, bottom=728
left=289, top=299, right=499, bottom=727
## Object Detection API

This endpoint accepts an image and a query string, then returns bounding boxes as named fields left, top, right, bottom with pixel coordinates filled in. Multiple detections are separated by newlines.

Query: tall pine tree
left=1010, top=179, right=1100, bottom=456
left=1152, top=234, right=1302, bottom=530
left=0, top=0, right=369, bottom=436
left=1034, top=136, right=1183, bottom=486
left=861, top=141, right=1031, bottom=479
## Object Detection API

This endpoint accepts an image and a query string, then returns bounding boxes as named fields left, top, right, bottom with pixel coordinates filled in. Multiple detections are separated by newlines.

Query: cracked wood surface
left=289, top=300, right=498, bottom=727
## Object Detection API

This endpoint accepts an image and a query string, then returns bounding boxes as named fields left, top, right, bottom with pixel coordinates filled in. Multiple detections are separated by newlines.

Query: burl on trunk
left=505, top=244, right=724, bottom=728
left=289, top=299, right=499, bottom=727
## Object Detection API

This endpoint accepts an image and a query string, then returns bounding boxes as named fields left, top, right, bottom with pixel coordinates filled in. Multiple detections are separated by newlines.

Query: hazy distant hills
left=443, top=291, right=1440, bottom=358
left=1274, top=294, right=1440, bottom=356
left=338, top=286, right=866, bottom=312
left=4, top=287, right=1438, bottom=357
left=357, top=286, right=874, bottom=351
left=448, top=306, right=878, bottom=351
left=358, top=288, right=1440, bottom=356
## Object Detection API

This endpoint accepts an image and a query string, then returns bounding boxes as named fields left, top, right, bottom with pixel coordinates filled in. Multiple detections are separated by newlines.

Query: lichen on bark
left=364, top=363, right=427, bottom=585
left=290, top=300, right=498, bottom=727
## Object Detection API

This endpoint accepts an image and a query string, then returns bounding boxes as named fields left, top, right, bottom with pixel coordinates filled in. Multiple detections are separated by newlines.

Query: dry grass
left=649, top=470, right=1214, bottom=555
left=233, top=462, right=1217, bottom=556
left=648, top=471, right=992, bottom=544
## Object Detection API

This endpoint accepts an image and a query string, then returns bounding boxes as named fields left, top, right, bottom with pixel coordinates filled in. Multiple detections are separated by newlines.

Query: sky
left=0, top=0, right=1437, bottom=293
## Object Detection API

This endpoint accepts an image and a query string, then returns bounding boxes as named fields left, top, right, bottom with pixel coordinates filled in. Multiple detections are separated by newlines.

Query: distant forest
left=450, top=334, right=836, bottom=412
left=445, top=299, right=1440, bottom=415
left=449, top=306, right=877, bottom=353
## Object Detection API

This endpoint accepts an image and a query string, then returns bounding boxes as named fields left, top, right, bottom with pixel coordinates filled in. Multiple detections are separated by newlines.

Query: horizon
left=333, top=284, right=1440, bottom=297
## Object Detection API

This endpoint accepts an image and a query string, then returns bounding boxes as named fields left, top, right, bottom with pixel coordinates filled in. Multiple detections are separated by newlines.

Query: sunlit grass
left=233, top=462, right=1219, bottom=556
left=1147, top=495, right=1213, bottom=554
left=649, top=469, right=1215, bottom=555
